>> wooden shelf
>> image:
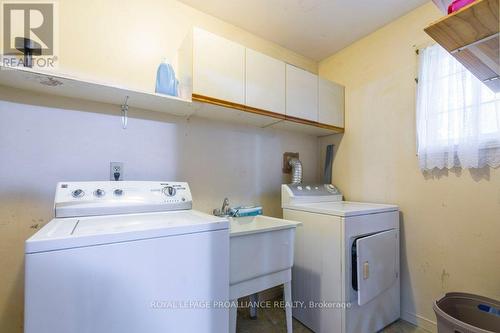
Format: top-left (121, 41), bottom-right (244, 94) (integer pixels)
top-left (0, 65), bottom-right (343, 136)
top-left (425, 0), bottom-right (500, 92)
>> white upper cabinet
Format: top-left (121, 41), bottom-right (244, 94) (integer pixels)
top-left (285, 64), bottom-right (318, 121)
top-left (179, 27), bottom-right (245, 104)
top-left (177, 28), bottom-right (344, 133)
top-left (319, 78), bottom-right (345, 128)
top-left (245, 49), bottom-right (286, 114)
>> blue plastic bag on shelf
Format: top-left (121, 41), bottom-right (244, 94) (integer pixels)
top-left (155, 62), bottom-right (178, 96)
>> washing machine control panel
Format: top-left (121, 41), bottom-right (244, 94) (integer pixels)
top-left (55, 181), bottom-right (193, 218)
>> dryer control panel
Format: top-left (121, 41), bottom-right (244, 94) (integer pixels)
top-left (281, 183), bottom-right (343, 206)
top-left (54, 181), bottom-right (192, 218)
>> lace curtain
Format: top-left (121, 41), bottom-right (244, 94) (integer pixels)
top-left (416, 44), bottom-right (500, 170)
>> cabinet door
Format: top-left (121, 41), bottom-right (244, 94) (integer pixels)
top-left (193, 28), bottom-right (245, 104)
top-left (245, 49), bottom-right (286, 114)
top-left (286, 65), bottom-right (318, 121)
top-left (319, 78), bottom-right (344, 127)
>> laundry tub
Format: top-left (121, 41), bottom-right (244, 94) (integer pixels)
top-left (434, 292), bottom-right (500, 333)
top-left (228, 215), bottom-right (301, 333)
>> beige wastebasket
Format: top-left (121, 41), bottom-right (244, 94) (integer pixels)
top-left (433, 292), bottom-right (500, 333)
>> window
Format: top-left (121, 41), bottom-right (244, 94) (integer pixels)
top-left (416, 44), bottom-right (500, 170)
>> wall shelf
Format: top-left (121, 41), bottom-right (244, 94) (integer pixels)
top-left (0, 65), bottom-right (343, 136)
top-left (424, 0), bottom-right (500, 92)
top-left (0, 65), bottom-right (194, 116)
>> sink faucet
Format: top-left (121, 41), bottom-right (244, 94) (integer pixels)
top-left (221, 197), bottom-right (230, 214)
top-left (213, 197), bottom-right (231, 217)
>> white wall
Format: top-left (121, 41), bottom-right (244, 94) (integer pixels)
top-left (0, 0), bottom-right (322, 330)
top-left (0, 87), bottom-right (322, 332)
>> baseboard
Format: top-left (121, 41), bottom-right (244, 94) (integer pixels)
top-left (401, 310), bottom-right (437, 333)
top-left (245, 289), bottom-right (438, 332)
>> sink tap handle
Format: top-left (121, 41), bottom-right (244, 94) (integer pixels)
top-left (221, 197), bottom-right (230, 214)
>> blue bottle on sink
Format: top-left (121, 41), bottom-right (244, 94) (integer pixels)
top-left (155, 61), bottom-right (178, 96)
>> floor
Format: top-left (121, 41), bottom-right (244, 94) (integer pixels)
top-left (236, 306), bottom-right (428, 333)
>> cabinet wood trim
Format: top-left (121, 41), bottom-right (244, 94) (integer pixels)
top-left (192, 94), bottom-right (285, 120)
top-left (284, 115), bottom-right (344, 132)
top-left (192, 94), bottom-right (345, 133)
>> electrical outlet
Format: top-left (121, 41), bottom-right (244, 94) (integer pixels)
top-left (110, 162), bottom-right (124, 181)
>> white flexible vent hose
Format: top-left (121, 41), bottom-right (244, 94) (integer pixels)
top-left (289, 158), bottom-right (303, 184)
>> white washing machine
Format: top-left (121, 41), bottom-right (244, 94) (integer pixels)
top-left (282, 184), bottom-right (400, 333)
top-left (25, 181), bottom-right (229, 333)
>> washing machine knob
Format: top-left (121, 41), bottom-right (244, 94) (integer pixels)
top-left (94, 189), bottom-right (105, 197)
top-left (72, 189), bottom-right (84, 198)
top-left (162, 186), bottom-right (176, 197)
top-left (114, 189), bottom-right (123, 196)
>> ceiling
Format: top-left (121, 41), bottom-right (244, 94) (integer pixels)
top-left (179, 0), bottom-right (429, 61)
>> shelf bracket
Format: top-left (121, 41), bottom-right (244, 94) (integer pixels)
top-left (450, 32), bottom-right (499, 54)
top-left (121, 96), bottom-right (129, 129)
top-left (484, 75), bottom-right (500, 83)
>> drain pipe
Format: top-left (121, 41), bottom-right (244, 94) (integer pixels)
top-left (288, 158), bottom-right (303, 184)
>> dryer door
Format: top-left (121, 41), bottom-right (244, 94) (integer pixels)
top-left (355, 229), bottom-right (398, 306)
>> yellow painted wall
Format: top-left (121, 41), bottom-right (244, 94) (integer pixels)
top-left (57, 0), bottom-right (316, 91)
top-left (319, 3), bottom-right (500, 331)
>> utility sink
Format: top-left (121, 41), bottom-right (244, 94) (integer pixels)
top-left (229, 215), bottom-right (301, 286)
top-left (228, 215), bottom-right (301, 333)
